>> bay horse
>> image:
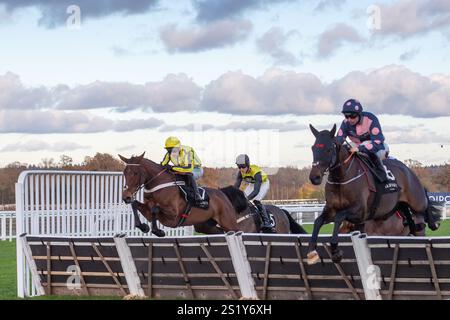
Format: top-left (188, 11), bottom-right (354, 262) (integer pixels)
top-left (339, 212), bottom-right (426, 236)
top-left (194, 186), bottom-right (308, 234)
top-left (306, 124), bottom-right (442, 264)
top-left (119, 153), bottom-right (247, 236)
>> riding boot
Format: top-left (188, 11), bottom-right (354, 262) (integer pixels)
top-left (254, 200), bottom-right (275, 233)
top-left (187, 174), bottom-right (208, 208)
top-left (369, 153), bottom-right (388, 183)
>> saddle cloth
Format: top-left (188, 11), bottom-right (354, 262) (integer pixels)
top-left (357, 154), bottom-right (400, 194)
top-left (175, 176), bottom-right (210, 209)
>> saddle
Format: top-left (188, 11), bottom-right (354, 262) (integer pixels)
top-left (356, 153), bottom-right (399, 193)
top-left (356, 154), bottom-right (400, 219)
top-left (175, 175), bottom-right (210, 209)
top-left (249, 203), bottom-right (276, 229)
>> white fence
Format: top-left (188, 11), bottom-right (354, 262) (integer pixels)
top-left (15, 170), bottom-right (194, 297)
top-left (0, 211), bottom-right (15, 241)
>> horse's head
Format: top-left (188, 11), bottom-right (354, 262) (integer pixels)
top-left (118, 152), bottom-right (146, 204)
top-left (309, 124), bottom-right (337, 185)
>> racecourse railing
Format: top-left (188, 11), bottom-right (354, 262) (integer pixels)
top-left (0, 211), bottom-right (15, 241)
top-left (19, 232), bottom-right (450, 300)
top-left (14, 170), bottom-right (194, 297)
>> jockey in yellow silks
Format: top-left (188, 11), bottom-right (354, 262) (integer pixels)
top-left (234, 154), bottom-right (275, 233)
top-left (161, 136), bottom-right (207, 207)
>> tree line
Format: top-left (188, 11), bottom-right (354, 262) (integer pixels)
top-left (0, 153), bottom-right (448, 205)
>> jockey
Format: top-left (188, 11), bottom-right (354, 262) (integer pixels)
top-left (234, 154), bottom-right (275, 233)
top-left (161, 136), bottom-right (207, 207)
top-left (336, 99), bottom-right (388, 182)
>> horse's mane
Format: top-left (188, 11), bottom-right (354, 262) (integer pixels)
top-left (128, 154), bottom-right (162, 168)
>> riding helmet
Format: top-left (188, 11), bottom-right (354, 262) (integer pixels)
top-left (341, 99), bottom-right (363, 115)
top-left (165, 136), bottom-right (181, 149)
top-left (235, 154), bottom-right (250, 167)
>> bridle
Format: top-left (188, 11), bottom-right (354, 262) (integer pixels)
top-left (313, 139), bottom-right (359, 183)
top-left (124, 164), bottom-right (168, 197)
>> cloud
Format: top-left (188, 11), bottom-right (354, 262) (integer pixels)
top-left (314, 0), bottom-right (346, 11)
top-left (317, 23), bottom-right (365, 58)
top-left (385, 128), bottom-right (450, 144)
top-left (159, 123), bottom-right (215, 132)
top-left (256, 27), bottom-right (300, 66)
top-left (0, 0), bottom-right (160, 28)
top-left (54, 74), bottom-right (202, 112)
top-left (117, 145), bottom-right (138, 152)
top-left (399, 48), bottom-right (421, 61)
top-left (0, 110), bottom-right (163, 133)
top-left (0, 140), bottom-right (89, 152)
top-left (159, 120), bottom-right (306, 132)
top-left (114, 118), bottom-right (164, 132)
top-left (0, 72), bottom-right (51, 109)
top-left (192, 0), bottom-right (293, 22)
top-left (372, 0), bottom-right (450, 39)
top-left (3, 66), bottom-right (450, 119)
top-left (160, 19), bottom-right (252, 53)
top-left (329, 65), bottom-right (450, 117)
top-left (202, 65), bottom-right (450, 117)
top-left (202, 68), bottom-right (335, 115)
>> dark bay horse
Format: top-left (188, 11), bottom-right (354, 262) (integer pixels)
top-left (339, 212), bottom-right (425, 236)
top-left (306, 124), bottom-right (442, 264)
top-left (119, 153), bottom-right (247, 236)
top-left (194, 187), bottom-right (308, 234)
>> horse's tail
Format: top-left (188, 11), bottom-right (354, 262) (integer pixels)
top-left (219, 186), bottom-right (248, 213)
top-left (281, 209), bottom-right (308, 234)
top-left (424, 189), bottom-right (444, 231)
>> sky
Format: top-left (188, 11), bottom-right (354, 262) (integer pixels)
top-left (0, 0), bottom-right (449, 168)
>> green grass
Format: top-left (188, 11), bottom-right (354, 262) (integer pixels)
top-left (302, 219), bottom-right (450, 236)
top-left (0, 240), bottom-right (16, 299)
top-left (2, 220), bottom-right (449, 300)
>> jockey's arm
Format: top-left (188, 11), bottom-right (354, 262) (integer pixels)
top-left (358, 116), bottom-right (384, 154)
top-left (234, 171), bottom-right (243, 189)
top-left (335, 121), bottom-right (348, 145)
top-left (160, 152), bottom-right (170, 166)
top-left (247, 172), bottom-right (262, 200)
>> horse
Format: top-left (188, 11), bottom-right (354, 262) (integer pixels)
top-left (193, 186), bottom-right (308, 234)
top-left (306, 124), bottom-right (442, 264)
top-left (339, 211), bottom-right (422, 236)
top-left (119, 153), bottom-right (247, 236)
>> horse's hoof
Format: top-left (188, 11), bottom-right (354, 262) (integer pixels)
top-left (307, 250), bottom-right (320, 265)
top-left (137, 224), bottom-right (150, 233)
top-left (152, 229), bottom-right (166, 237)
top-left (331, 250), bottom-right (343, 263)
top-left (428, 222), bottom-right (439, 231)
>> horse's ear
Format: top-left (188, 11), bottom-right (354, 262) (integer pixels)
top-left (138, 152), bottom-right (145, 161)
top-left (309, 124), bottom-right (319, 138)
top-left (330, 124), bottom-right (337, 138)
top-left (118, 154), bottom-right (129, 163)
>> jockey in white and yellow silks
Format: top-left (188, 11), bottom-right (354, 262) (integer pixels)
top-left (161, 136), bottom-right (207, 207)
top-left (234, 154), bottom-right (275, 233)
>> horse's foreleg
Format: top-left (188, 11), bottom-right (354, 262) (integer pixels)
top-left (131, 200), bottom-right (150, 233)
top-left (150, 206), bottom-right (166, 237)
top-left (307, 214), bottom-right (325, 265)
top-left (329, 210), bottom-right (348, 263)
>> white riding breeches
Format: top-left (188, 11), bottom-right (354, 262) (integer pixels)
top-left (360, 141), bottom-right (390, 160)
top-left (244, 181), bottom-right (270, 201)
